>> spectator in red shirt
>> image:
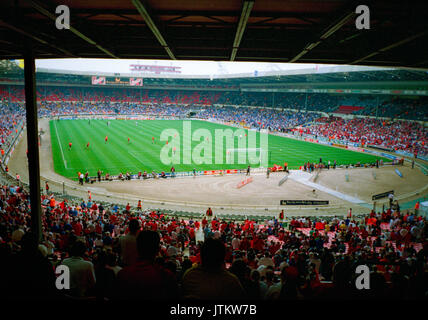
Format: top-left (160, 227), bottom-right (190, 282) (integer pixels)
top-left (189, 227), bottom-right (195, 241)
top-left (206, 207), bottom-right (213, 217)
top-left (115, 230), bottom-right (178, 300)
top-left (202, 217), bottom-right (208, 228)
top-left (72, 220), bottom-right (83, 236)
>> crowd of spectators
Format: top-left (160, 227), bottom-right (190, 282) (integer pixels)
top-left (0, 92), bottom-right (426, 157)
top-left (304, 117), bottom-right (428, 157)
top-left (38, 101), bottom-right (189, 118)
top-left (0, 102), bottom-right (25, 159)
top-left (0, 182), bottom-right (427, 300)
top-left (1, 86), bottom-right (223, 105)
top-left (1, 85), bottom-right (427, 120)
top-left (197, 106), bottom-right (321, 131)
top-left (0, 98), bottom-right (321, 132)
top-left (371, 97), bottom-right (428, 120)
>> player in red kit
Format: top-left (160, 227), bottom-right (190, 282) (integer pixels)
top-left (128, 137), bottom-right (130, 144)
top-left (86, 142), bottom-right (90, 149)
top-left (152, 136), bottom-right (155, 144)
top-left (68, 142), bottom-right (72, 150)
top-left (105, 136), bottom-right (108, 144)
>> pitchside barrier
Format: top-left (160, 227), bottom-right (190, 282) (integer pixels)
top-left (395, 150), bottom-right (428, 162)
top-left (1, 121), bottom-right (25, 168)
top-left (401, 157), bottom-right (428, 176)
top-left (204, 169), bottom-right (238, 176)
top-left (417, 163), bottom-right (428, 176)
top-left (298, 157), bottom-right (406, 173)
top-left (87, 167), bottom-right (269, 183)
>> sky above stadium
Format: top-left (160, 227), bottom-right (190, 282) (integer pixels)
top-left (35, 58), bottom-right (331, 77)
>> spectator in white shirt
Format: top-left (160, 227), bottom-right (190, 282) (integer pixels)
top-left (167, 243), bottom-right (178, 257)
top-left (61, 240), bottom-right (96, 297)
top-left (257, 252), bottom-right (275, 268)
top-left (11, 225), bottom-right (25, 242)
top-left (231, 236), bottom-right (241, 250)
top-left (119, 219), bottom-right (140, 266)
top-left (94, 235), bottom-right (103, 248)
top-left (213, 230), bottom-right (221, 239)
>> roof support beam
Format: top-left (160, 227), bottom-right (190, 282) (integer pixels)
top-left (231, 0), bottom-right (254, 61)
top-left (350, 30), bottom-right (428, 65)
top-left (250, 17), bottom-right (279, 26)
top-left (205, 16), bottom-right (230, 24)
top-left (25, 8), bottom-right (328, 19)
top-left (29, 0), bottom-right (119, 58)
top-left (165, 15), bottom-right (188, 23)
top-left (289, 11), bottom-right (356, 63)
top-left (132, 0), bottom-right (176, 60)
top-left (23, 44), bottom-right (42, 243)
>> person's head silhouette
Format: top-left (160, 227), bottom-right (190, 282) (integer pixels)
top-left (137, 230), bottom-right (160, 261)
top-left (69, 240), bottom-right (87, 257)
top-left (129, 219), bottom-right (140, 234)
top-left (200, 238), bottom-right (225, 270)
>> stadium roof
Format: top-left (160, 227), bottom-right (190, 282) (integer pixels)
top-left (1, 0), bottom-right (428, 68)
top-left (36, 64), bottom-right (394, 79)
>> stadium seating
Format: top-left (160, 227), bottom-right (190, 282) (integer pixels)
top-left (0, 90), bottom-right (426, 299)
top-left (1, 84), bottom-right (427, 121)
top-left (335, 105), bottom-right (365, 114)
top-left (0, 182), bottom-right (426, 300)
top-left (0, 87), bottom-right (427, 156)
top-left (304, 117), bottom-right (428, 156)
top-left (0, 84), bottom-right (426, 300)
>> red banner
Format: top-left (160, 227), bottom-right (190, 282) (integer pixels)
top-left (91, 76), bottom-right (106, 85)
top-left (129, 78), bottom-right (143, 86)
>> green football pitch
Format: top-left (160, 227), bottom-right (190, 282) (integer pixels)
top-left (49, 119), bottom-right (389, 179)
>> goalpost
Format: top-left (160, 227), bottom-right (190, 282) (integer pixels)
top-left (226, 148), bottom-right (267, 167)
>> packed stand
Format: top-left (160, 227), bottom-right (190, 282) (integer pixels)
top-left (2, 85), bottom-right (428, 121)
top-left (0, 182), bottom-right (427, 300)
top-left (0, 87), bottom-right (427, 158)
top-left (0, 101), bottom-right (25, 160)
top-left (304, 117), bottom-right (428, 157)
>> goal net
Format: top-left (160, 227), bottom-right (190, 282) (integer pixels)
top-left (226, 148), bottom-right (267, 167)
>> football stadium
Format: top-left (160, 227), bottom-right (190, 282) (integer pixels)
top-left (9, 66), bottom-right (427, 215)
top-left (0, 0), bottom-right (428, 305)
